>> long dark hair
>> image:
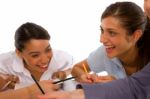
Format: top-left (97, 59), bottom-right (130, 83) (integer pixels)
top-left (15, 22), bottom-right (50, 52)
top-left (101, 2), bottom-right (150, 68)
top-left (138, 17), bottom-right (150, 65)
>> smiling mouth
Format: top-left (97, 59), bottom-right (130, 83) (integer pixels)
top-left (105, 45), bottom-right (115, 49)
top-left (105, 45), bottom-right (115, 53)
top-left (38, 65), bottom-right (48, 69)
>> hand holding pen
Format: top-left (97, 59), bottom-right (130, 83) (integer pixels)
top-left (0, 73), bottom-right (19, 91)
top-left (31, 74), bottom-right (75, 94)
top-left (83, 64), bottom-right (96, 83)
top-left (75, 63), bottom-right (96, 83)
top-left (52, 71), bottom-right (67, 80)
top-left (80, 64), bottom-right (115, 83)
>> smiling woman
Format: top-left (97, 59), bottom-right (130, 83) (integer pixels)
top-left (71, 1), bottom-right (147, 84)
top-left (0, 0), bottom-right (143, 63)
top-left (0, 22), bottom-right (76, 91)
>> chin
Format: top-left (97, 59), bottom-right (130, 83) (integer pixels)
top-left (40, 69), bottom-right (47, 73)
top-left (107, 54), bottom-right (116, 59)
top-left (37, 69), bottom-right (47, 73)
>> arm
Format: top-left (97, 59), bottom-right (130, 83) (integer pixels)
top-left (38, 89), bottom-right (85, 99)
top-left (0, 80), bottom-right (59, 99)
top-left (82, 62), bottom-right (150, 99)
top-left (38, 62), bottom-right (150, 99)
top-left (0, 86), bottom-right (31, 99)
top-left (71, 59), bottom-right (115, 83)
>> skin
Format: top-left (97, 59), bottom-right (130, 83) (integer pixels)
top-left (38, 1), bottom-right (150, 99)
top-left (16, 39), bottom-right (52, 80)
top-left (144, 0), bottom-right (150, 19)
top-left (0, 80), bottom-right (59, 99)
top-left (0, 74), bottom-right (19, 91)
top-left (72, 16), bottom-right (142, 83)
top-left (0, 39), bottom-right (66, 91)
top-left (52, 68), bottom-right (72, 80)
top-left (100, 16), bottom-right (142, 70)
top-left (100, 16), bottom-right (136, 59)
top-left (38, 89), bottom-right (84, 99)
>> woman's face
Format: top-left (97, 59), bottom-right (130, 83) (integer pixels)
top-left (144, 0), bottom-right (150, 18)
top-left (100, 16), bottom-right (137, 59)
top-left (17, 39), bottom-right (52, 73)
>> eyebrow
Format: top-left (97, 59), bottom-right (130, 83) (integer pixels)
top-left (100, 25), bottom-right (116, 31)
top-left (28, 44), bottom-right (51, 55)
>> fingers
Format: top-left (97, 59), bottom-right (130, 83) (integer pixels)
top-left (10, 75), bottom-right (19, 83)
top-left (76, 74), bottom-right (96, 83)
top-left (52, 71), bottom-right (66, 80)
top-left (72, 71), bottom-right (116, 83)
top-left (0, 74), bottom-right (19, 90)
top-left (78, 74), bottom-right (116, 83)
top-left (93, 75), bottom-right (116, 83)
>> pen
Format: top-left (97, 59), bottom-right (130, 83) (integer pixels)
top-left (1, 81), bottom-right (12, 91)
top-left (53, 76), bottom-right (75, 84)
top-left (83, 63), bottom-right (94, 82)
top-left (82, 63), bottom-right (88, 73)
top-left (31, 74), bottom-right (45, 94)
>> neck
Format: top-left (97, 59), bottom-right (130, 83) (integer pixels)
top-left (119, 47), bottom-right (139, 67)
top-left (119, 47), bottom-right (142, 76)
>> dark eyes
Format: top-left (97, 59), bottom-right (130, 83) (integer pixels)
top-left (100, 29), bottom-right (104, 34)
top-left (109, 31), bottom-right (117, 36)
top-left (100, 27), bottom-right (104, 34)
top-left (31, 54), bottom-right (39, 58)
top-left (31, 47), bottom-right (52, 58)
top-left (100, 28), bottom-right (117, 36)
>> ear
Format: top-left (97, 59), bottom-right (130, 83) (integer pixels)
top-left (132, 29), bottom-right (143, 43)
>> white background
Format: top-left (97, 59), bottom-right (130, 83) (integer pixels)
top-left (0, 0), bottom-right (143, 63)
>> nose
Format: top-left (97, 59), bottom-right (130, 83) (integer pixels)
top-left (40, 53), bottom-right (50, 64)
top-left (100, 33), bottom-right (108, 44)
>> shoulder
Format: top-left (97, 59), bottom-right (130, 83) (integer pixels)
top-left (52, 49), bottom-right (73, 61)
top-left (51, 49), bottom-right (74, 69)
top-left (0, 51), bottom-right (16, 62)
top-left (90, 46), bottom-right (106, 56)
top-left (52, 49), bottom-right (72, 57)
top-left (0, 51), bottom-right (18, 73)
top-left (88, 46), bottom-right (107, 60)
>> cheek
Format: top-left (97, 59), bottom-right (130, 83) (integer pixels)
top-left (47, 52), bottom-right (53, 59)
top-left (117, 41), bottom-right (133, 53)
top-left (23, 58), bottom-right (38, 66)
top-left (144, 4), bottom-right (150, 15)
top-left (114, 38), bottom-right (131, 50)
top-left (110, 37), bottom-right (123, 45)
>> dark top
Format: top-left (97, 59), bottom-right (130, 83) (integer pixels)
top-left (81, 62), bottom-right (150, 99)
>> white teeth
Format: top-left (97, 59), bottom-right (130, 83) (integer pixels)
top-left (105, 46), bottom-right (113, 48)
top-left (40, 65), bottom-right (48, 68)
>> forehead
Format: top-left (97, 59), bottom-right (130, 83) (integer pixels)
top-left (24, 39), bottom-right (50, 50)
top-left (101, 16), bottom-right (123, 29)
top-left (144, 0), bottom-right (150, 4)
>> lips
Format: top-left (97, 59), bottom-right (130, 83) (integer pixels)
top-left (105, 46), bottom-right (115, 54)
top-left (38, 65), bottom-right (48, 69)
